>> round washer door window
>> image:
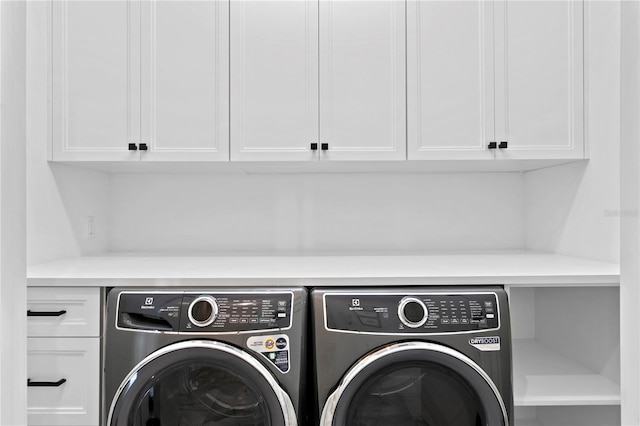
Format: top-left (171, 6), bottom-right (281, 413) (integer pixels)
top-left (322, 342), bottom-right (508, 426)
top-left (108, 340), bottom-right (296, 426)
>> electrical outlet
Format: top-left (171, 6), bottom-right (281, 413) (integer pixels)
top-left (85, 216), bottom-right (95, 239)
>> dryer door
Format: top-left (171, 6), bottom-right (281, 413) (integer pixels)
top-left (108, 340), bottom-right (297, 426)
top-left (320, 341), bottom-right (509, 426)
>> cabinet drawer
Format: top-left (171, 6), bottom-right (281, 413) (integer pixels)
top-left (27, 287), bottom-right (100, 337)
top-left (27, 337), bottom-right (100, 426)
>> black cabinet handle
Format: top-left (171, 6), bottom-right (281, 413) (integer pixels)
top-left (27, 378), bottom-right (67, 387)
top-left (139, 143), bottom-right (148, 151)
top-left (27, 310), bottom-right (67, 317)
top-left (499, 141), bottom-right (508, 149)
top-left (321, 143), bottom-right (329, 151)
top-left (310, 143), bottom-right (318, 151)
top-left (128, 143), bottom-right (138, 151)
top-left (488, 142), bottom-right (497, 149)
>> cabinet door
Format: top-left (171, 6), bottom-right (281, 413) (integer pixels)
top-left (407, 0), bottom-right (495, 160)
top-left (319, 0), bottom-right (406, 161)
top-left (27, 338), bottom-right (100, 426)
top-left (52, 1), bottom-right (141, 161)
top-left (494, 0), bottom-right (584, 159)
top-left (230, 1), bottom-right (318, 161)
top-left (27, 287), bottom-right (101, 338)
top-left (140, 1), bottom-right (229, 161)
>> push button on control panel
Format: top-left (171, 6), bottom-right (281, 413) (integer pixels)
top-left (277, 300), bottom-right (288, 318)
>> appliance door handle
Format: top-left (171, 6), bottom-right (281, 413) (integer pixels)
top-left (120, 312), bottom-right (174, 331)
top-left (27, 378), bottom-right (67, 387)
top-left (27, 310), bottom-right (67, 317)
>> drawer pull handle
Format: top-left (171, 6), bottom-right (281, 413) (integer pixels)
top-left (27, 310), bottom-right (67, 317)
top-left (27, 378), bottom-right (67, 387)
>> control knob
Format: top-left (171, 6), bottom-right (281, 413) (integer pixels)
top-left (398, 297), bottom-right (428, 328)
top-left (188, 296), bottom-right (218, 327)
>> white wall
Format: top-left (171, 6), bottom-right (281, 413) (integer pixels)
top-left (620, 0), bottom-right (640, 424)
top-left (524, 0), bottom-right (620, 263)
top-left (0, 1), bottom-right (27, 423)
top-left (108, 172), bottom-right (525, 253)
top-left (26, 1), bottom-right (109, 266)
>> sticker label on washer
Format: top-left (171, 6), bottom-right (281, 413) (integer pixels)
top-left (247, 334), bottom-right (290, 373)
top-left (469, 336), bottom-right (501, 351)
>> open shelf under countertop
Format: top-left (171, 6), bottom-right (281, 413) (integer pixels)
top-left (513, 338), bottom-right (621, 407)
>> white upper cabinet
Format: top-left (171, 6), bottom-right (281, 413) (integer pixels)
top-left (52, 0), bottom-right (229, 162)
top-left (319, 0), bottom-right (406, 161)
top-left (52, 1), bottom-right (141, 161)
top-left (407, 0), bottom-right (584, 161)
top-left (495, 0), bottom-right (584, 159)
top-left (407, 0), bottom-right (495, 160)
top-left (231, 0), bottom-right (406, 162)
top-left (140, 1), bottom-right (229, 161)
top-left (230, 1), bottom-right (318, 161)
top-left (51, 0), bottom-right (584, 165)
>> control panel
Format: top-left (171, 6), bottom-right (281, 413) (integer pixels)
top-left (181, 293), bottom-right (292, 332)
top-left (117, 292), bottom-right (293, 333)
top-left (325, 292), bottom-right (499, 333)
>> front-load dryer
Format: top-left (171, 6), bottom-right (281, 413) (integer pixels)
top-left (311, 287), bottom-right (513, 426)
top-left (104, 287), bottom-right (307, 426)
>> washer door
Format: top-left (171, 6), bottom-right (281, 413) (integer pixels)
top-left (320, 342), bottom-right (509, 426)
top-left (108, 340), bottom-right (297, 426)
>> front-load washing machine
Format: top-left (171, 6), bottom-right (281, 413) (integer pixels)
top-left (104, 287), bottom-right (307, 426)
top-left (311, 287), bottom-right (513, 426)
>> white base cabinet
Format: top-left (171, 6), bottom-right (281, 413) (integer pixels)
top-left (27, 287), bottom-right (101, 337)
top-left (27, 338), bottom-right (100, 426)
top-left (27, 287), bottom-right (101, 426)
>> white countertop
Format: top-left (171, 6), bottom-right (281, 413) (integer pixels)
top-left (26, 251), bottom-right (620, 287)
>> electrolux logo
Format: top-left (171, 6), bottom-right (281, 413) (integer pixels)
top-left (349, 298), bottom-right (363, 311)
top-left (145, 297), bottom-right (154, 305)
